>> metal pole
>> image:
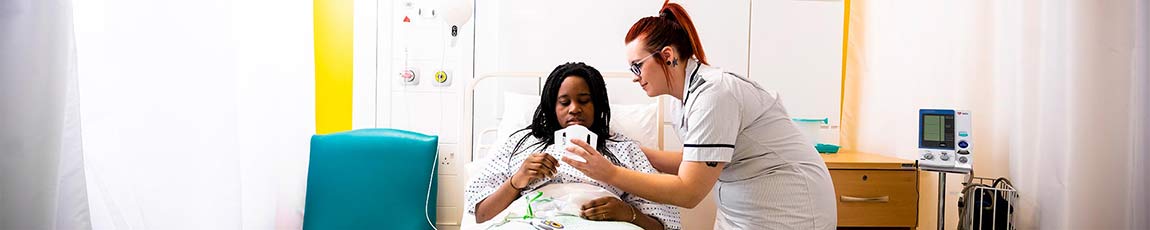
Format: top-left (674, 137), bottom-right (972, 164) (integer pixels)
top-left (938, 171), bottom-right (946, 230)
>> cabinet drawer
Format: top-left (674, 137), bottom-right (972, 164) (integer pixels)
top-left (830, 169), bottom-right (918, 227)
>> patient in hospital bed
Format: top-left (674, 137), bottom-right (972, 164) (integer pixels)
top-left (465, 63), bottom-right (680, 230)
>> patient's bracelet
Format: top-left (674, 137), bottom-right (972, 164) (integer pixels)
top-left (629, 206), bottom-right (637, 222)
top-left (508, 176), bottom-right (524, 191)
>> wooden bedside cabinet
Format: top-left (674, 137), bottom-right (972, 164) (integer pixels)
top-left (821, 151), bottom-right (919, 229)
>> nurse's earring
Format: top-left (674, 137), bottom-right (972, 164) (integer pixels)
top-left (666, 58), bottom-right (678, 67)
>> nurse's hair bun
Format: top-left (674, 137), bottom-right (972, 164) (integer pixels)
top-left (625, 0), bottom-right (708, 65)
top-left (659, 8), bottom-right (675, 20)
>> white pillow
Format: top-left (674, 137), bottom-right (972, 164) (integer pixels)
top-left (479, 92), bottom-right (539, 160)
top-left (609, 103), bottom-right (660, 148)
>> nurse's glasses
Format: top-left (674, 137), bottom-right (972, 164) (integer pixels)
top-left (629, 52), bottom-right (659, 76)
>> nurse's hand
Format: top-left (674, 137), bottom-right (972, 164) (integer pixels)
top-left (580, 196), bottom-right (635, 222)
top-left (563, 139), bottom-right (620, 182)
top-left (510, 152), bottom-right (558, 190)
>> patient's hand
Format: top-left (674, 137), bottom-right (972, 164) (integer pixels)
top-left (580, 197), bottom-right (635, 222)
top-left (510, 152), bottom-right (558, 189)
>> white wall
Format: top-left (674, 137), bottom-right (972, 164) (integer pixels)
top-left (73, 0), bottom-right (315, 228)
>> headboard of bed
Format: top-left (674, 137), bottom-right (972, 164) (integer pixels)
top-left (463, 72), bottom-right (670, 163)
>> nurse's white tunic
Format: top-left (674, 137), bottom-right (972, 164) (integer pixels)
top-left (672, 58), bottom-right (837, 229)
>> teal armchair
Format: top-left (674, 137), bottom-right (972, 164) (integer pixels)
top-left (304, 129), bottom-right (438, 230)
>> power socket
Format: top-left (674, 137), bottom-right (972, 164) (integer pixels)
top-left (437, 144), bottom-right (458, 175)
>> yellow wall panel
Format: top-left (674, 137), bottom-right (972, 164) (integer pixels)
top-left (314, 0), bottom-right (353, 134)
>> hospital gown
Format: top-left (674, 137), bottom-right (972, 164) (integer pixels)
top-left (465, 131), bottom-right (681, 230)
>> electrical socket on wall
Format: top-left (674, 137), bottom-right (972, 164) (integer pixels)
top-left (437, 144), bottom-right (458, 175)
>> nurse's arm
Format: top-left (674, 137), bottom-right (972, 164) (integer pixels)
top-left (605, 161), bottom-right (723, 208)
top-left (639, 146), bottom-right (683, 174)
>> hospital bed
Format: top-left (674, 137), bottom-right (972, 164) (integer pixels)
top-left (460, 72), bottom-right (672, 229)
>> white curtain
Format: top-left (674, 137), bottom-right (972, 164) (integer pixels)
top-left (998, 0), bottom-right (1148, 228)
top-left (1134, 0), bottom-right (1150, 227)
top-left (5, 0), bottom-right (314, 229)
top-left (71, 0), bottom-right (314, 229)
top-left (849, 0), bottom-right (1148, 229)
top-left (1, 0), bottom-right (92, 229)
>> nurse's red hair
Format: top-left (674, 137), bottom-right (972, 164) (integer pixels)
top-left (625, 0), bottom-right (708, 65)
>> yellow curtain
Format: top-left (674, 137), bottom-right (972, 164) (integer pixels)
top-left (839, 0), bottom-right (863, 151)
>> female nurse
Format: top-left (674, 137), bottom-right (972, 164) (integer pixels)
top-left (562, 1), bottom-right (838, 229)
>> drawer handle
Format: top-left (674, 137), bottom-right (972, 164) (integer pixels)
top-left (840, 195), bottom-right (890, 203)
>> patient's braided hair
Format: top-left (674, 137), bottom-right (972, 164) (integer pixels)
top-left (510, 62), bottom-right (622, 166)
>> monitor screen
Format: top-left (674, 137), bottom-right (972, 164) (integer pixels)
top-left (920, 113), bottom-right (955, 149)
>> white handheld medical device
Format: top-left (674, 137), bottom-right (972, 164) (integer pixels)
top-left (554, 125), bottom-right (597, 163)
top-left (917, 109), bottom-right (973, 173)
